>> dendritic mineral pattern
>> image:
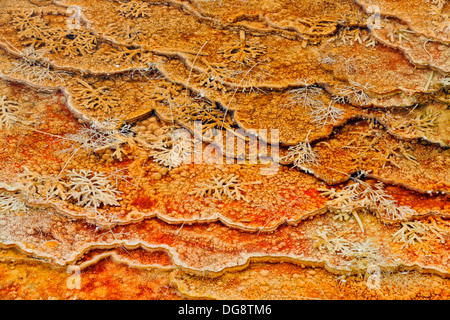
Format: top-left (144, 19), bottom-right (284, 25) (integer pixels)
top-left (0, 0), bottom-right (449, 301)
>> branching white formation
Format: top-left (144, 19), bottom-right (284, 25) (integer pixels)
top-left (16, 166), bottom-right (125, 212)
top-left (62, 122), bottom-right (143, 161)
top-left (103, 22), bottom-right (143, 44)
top-left (286, 85), bottom-right (324, 110)
top-left (118, 0), bottom-right (151, 18)
top-left (232, 61), bottom-right (270, 94)
top-left (63, 124), bottom-right (112, 153)
top-left (198, 0), bottom-right (246, 7)
top-left (335, 28), bottom-right (377, 48)
top-left (282, 141), bottom-right (319, 172)
top-left (42, 175), bottom-right (67, 200)
top-left (219, 39), bottom-right (266, 65)
top-left (194, 59), bottom-right (236, 93)
top-left (309, 100), bottom-right (344, 126)
top-left (95, 124), bottom-right (143, 161)
top-left (283, 79), bottom-right (344, 126)
top-left (313, 229), bottom-right (382, 270)
top-left (392, 220), bottom-right (447, 248)
top-left (0, 96), bottom-right (22, 132)
top-left (313, 229), bottom-right (351, 253)
top-left (18, 167), bottom-right (67, 201)
top-left (148, 126), bottom-right (193, 170)
top-left (8, 47), bottom-right (66, 85)
top-left (391, 109), bottom-right (440, 137)
top-left (332, 81), bottom-right (372, 105)
top-left (71, 79), bottom-right (120, 113)
top-left (439, 78), bottom-right (450, 86)
top-left (320, 177), bottom-right (416, 223)
top-left (189, 174), bottom-right (261, 201)
top-left (65, 169), bottom-right (121, 209)
top-left (319, 55), bottom-right (359, 75)
top-left (427, 0), bottom-right (448, 10)
top-left (0, 192), bottom-right (27, 214)
top-left (343, 239), bottom-right (382, 271)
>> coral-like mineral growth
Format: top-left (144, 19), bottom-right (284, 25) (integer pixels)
top-left (0, 0), bottom-right (449, 301)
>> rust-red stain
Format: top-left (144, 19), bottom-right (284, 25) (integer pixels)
top-left (131, 197), bottom-right (156, 209)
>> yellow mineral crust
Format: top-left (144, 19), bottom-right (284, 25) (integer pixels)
top-left (3, 205), bottom-right (450, 279)
top-left (0, 0), bottom-right (449, 300)
top-left (370, 17), bottom-right (450, 74)
top-left (171, 261), bottom-right (450, 300)
top-left (355, 0), bottom-right (450, 43)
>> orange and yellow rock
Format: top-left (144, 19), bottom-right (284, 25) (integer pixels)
top-left (0, 0), bottom-right (448, 300)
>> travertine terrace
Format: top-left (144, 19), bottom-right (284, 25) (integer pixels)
top-left (0, 0), bottom-right (449, 300)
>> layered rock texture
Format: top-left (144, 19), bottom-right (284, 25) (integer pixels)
top-left (0, 0), bottom-right (449, 300)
